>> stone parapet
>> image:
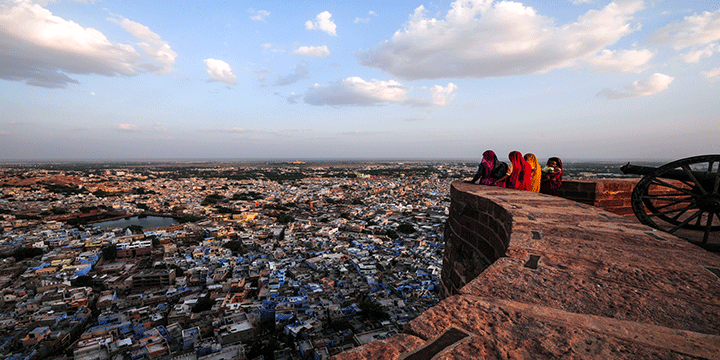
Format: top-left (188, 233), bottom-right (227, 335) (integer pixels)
top-left (560, 179), bottom-right (638, 215)
top-left (332, 181), bottom-right (720, 359)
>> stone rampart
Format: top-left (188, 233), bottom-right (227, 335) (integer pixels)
top-left (560, 179), bottom-right (638, 215)
top-left (333, 181), bottom-right (720, 360)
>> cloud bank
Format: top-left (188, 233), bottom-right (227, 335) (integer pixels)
top-left (293, 46), bottom-right (331, 58)
top-left (107, 15), bottom-right (177, 75)
top-left (357, 0), bottom-right (646, 80)
top-left (597, 73), bottom-right (674, 99)
top-left (0, 0), bottom-right (176, 88)
top-left (649, 9), bottom-right (720, 50)
top-left (649, 8), bottom-right (720, 67)
top-left (304, 77), bottom-right (456, 107)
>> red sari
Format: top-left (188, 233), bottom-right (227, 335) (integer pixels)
top-left (506, 151), bottom-right (532, 190)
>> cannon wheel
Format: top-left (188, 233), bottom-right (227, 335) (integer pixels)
top-left (631, 155), bottom-right (720, 244)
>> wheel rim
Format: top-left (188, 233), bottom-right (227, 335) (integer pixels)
top-left (631, 154), bottom-right (720, 243)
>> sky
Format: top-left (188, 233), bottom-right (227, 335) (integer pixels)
top-left (1, 0), bottom-right (719, 162)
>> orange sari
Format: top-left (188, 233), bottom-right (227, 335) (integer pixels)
top-left (524, 153), bottom-right (541, 192)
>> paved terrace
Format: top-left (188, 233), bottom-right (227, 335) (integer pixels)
top-left (333, 181), bottom-right (720, 359)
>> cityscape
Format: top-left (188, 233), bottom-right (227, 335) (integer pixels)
top-left (0, 161), bottom-right (646, 360)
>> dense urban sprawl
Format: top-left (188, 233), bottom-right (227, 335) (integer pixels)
top-left (0, 162), bottom-right (475, 360)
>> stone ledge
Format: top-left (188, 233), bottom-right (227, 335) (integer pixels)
top-left (330, 333), bottom-right (425, 360)
top-left (408, 295), bottom-right (720, 360)
top-left (333, 181), bottom-right (720, 359)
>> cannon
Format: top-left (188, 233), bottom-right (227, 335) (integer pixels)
top-left (621, 154), bottom-right (720, 244)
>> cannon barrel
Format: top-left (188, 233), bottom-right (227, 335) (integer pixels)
top-left (621, 163), bottom-right (715, 183)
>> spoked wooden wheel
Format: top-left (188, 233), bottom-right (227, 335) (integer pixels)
top-left (631, 155), bottom-right (720, 244)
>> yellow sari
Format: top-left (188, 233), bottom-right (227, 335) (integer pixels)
top-left (524, 153), bottom-right (541, 192)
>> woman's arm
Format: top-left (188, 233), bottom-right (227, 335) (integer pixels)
top-left (467, 166), bottom-right (482, 183)
top-left (492, 164), bottom-right (512, 185)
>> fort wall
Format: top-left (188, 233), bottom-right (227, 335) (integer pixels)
top-left (333, 180), bottom-right (720, 360)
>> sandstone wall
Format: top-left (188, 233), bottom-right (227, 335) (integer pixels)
top-left (440, 184), bottom-right (512, 297)
top-left (560, 179), bottom-right (638, 215)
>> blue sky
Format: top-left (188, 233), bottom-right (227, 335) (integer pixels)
top-left (1, 0), bottom-right (719, 161)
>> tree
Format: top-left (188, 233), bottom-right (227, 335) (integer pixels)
top-left (101, 244), bottom-right (117, 261)
top-left (398, 223), bottom-right (416, 234)
top-left (71, 275), bottom-right (94, 287)
top-left (149, 235), bottom-right (160, 247)
top-left (201, 193), bottom-right (222, 205)
top-left (168, 263), bottom-right (185, 277)
top-left (276, 213), bottom-right (294, 224)
top-left (358, 300), bottom-right (389, 321)
top-left (12, 247), bottom-right (44, 261)
top-left (192, 296), bottom-right (215, 313)
top-left (222, 240), bottom-right (246, 255)
top-left (125, 225), bottom-right (144, 234)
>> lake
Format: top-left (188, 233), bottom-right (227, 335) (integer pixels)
top-left (93, 216), bottom-right (178, 230)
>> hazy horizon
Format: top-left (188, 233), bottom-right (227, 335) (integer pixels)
top-left (0, 156), bottom-right (676, 164)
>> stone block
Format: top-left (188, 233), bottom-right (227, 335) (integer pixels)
top-left (562, 191), bottom-right (594, 201)
top-left (578, 182), bottom-right (599, 192)
top-left (561, 181), bottom-right (582, 192)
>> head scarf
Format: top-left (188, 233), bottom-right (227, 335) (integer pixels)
top-left (507, 151), bottom-right (532, 190)
top-left (480, 150), bottom-right (498, 177)
top-left (548, 157), bottom-right (563, 173)
top-left (524, 153), bottom-right (541, 192)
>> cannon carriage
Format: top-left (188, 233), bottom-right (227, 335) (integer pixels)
top-left (620, 155), bottom-right (720, 244)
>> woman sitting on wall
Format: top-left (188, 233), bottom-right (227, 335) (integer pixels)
top-left (502, 151), bottom-right (532, 190)
top-left (540, 157), bottom-right (563, 196)
top-left (524, 153), bottom-right (541, 192)
top-left (469, 150), bottom-right (506, 187)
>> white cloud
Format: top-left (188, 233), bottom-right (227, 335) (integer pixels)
top-left (276, 64), bottom-right (309, 86)
top-left (702, 67), bottom-right (720, 79)
top-left (682, 44), bottom-right (717, 63)
top-left (305, 77), bottom-right (407, 106)
top-left (355, 11), bottom-right (376, 24)
top-left (115, 124), bottom-right (140, 131)
top-left (90, 92), bottom-right (96, 96)
top-left (107, 15), bottom-right (177, 74)
top-left (649, 8), bottom-right (720, 50)
top-left (249, 9), bottom-right (270, 21)
top-left (431, 83), bottom-right (458, 106)
top-left (0, 0), bottom-right (149, 88)
top-left (585, 49), bottom-right (653, 72)
top-left (358, 0), bottom-right (644, 80)
top-left (305, 11), bottom-right (337, 36)
top-left (204, 59), bottom-right (237, 85)
top-left (304, 77), bottom-right (457, 107)
top-left (293, 45), bottom-right (331, 58)
top-left (597, 73), bottom-right (674, 99)
top-left (572, 0), bottom-right (593, 4)
top-left (0, 130), bottom-right (9, 136)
